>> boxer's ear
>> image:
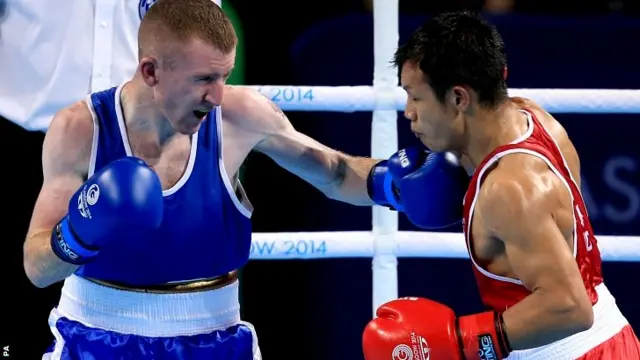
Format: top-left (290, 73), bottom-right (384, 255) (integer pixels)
top-left (139, 57), bottom-right (159, 87)
top-left (449, 86), bottom-right (470, 112)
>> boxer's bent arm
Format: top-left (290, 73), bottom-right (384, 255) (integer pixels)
top-left (479, 169), bottom-right (593, 350)
top-left (242, 89), bottom-right (379, 205)
top-left (23, 102), bottom-right (93, 288)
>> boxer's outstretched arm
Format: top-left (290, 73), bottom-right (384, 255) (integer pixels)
top-left (242, 89), bottom-right (379, 205)
top-left (23, 102), bottom-right (92, 288)
top-left (478, 166), bottom-right (594, 350)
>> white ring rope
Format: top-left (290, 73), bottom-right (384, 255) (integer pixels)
top-left (248, 86), bottom-right (640, 114)
top-left (249, 231), bottom-right (640, 262)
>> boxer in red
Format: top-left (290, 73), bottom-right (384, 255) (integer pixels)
top-left (362, 11), bottom-right (640, 360)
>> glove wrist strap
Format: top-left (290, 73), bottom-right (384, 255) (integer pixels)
top-left (457, 311), bottom-right (512, 360)
top-left (367, 161), bottom-right (403, 211)
top-left (51, 217), bottom-right (100, 265)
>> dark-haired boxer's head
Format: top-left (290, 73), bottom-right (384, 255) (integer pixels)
top-left (394, 11), bottom-right (508, 152)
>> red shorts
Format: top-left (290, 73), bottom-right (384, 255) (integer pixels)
top-left (577, 325), bottom-right (640, 359)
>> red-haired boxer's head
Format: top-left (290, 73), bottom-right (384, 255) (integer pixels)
top-left (136, 0), bottom-right (237, 135)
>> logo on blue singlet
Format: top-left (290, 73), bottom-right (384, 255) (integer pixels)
top-left (138, 0), bottom-right (158, 19)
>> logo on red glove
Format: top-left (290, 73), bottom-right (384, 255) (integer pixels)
top-left (391, 334), bottom-right (431, 360)
top-left (392, 344), bottom-right (413, 360)
top-left (418, 336), bottom-right (430, 360)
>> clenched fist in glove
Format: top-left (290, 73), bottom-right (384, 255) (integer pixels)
top-left (363, 297), bottom-right (512, 360)
top-left (367, 147), bottom-right (469, 230)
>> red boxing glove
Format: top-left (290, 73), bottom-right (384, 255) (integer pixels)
top-left (362, 297), bottom-right (512, 360)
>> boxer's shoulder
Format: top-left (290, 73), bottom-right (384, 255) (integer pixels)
top-left (511, 96), bottom-right (539, 109)
top-left (475, 157), bottom-right (569, 234)
top-left (221, 85), bottom-right (291, 136)
top-left (48, 100), bottom-right (94, 138)
top-left (512, 96), bottom-right (552, 122)
top-left (43, 100), bottom-right (93, 178)
top-left (220, 86), bottom-right (261, 121)
top-left (513, 96), bottom-right (569, 137)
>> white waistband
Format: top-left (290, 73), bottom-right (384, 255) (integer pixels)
top-left (506, 283), bottom-right (629, 360)
top-left (56, 274), bottom-right (241, 337)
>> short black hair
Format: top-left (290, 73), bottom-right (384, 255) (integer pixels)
top-left (394, 11), bottom-right (508, 108)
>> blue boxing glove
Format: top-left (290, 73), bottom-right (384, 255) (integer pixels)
top-left (368, 147), bottom-right (469, 229)
top-left (368, 147), bottom-right (437, 211)
top-left (51, 157), bottom-right (163, 264)
top-left (368, 147), bottom-right (432, 211)
top-left (389, 149), bottom-right (469, 229)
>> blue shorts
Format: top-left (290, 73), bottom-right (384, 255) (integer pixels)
top-left (42, 275), bottom-right (261, 360)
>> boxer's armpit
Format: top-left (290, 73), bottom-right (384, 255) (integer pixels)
top-left (478, 172), bottom-right (594, 350)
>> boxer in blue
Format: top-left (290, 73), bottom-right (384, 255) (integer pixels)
top-left (22, 1), bottom-right (468, 359)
